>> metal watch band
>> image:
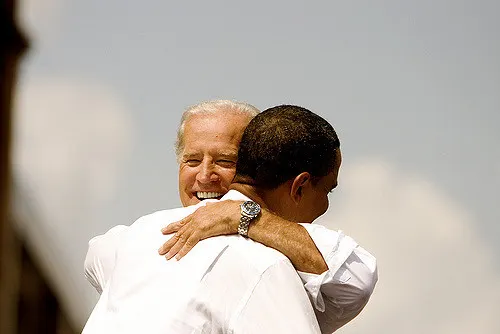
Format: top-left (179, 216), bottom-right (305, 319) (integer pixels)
top-left (238, 201), bottom-right (261, 237)
top-left (237, 215), bottom-right (252, 237)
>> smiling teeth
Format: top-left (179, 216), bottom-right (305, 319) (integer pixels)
top-left (196, 192), bottom-right (223, 199)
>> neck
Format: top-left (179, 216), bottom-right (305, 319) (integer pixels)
top-left (228, 183), bottom-right (269, 210)
top-left (229, 182), bottom-right (291, 219)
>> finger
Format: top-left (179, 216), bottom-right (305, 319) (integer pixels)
top-left (165, 237), bottom-right (186, 260)
top-left (158, 233), bottom-right (179, 255)
top-left (164, 225), bottom-right (192, 259)
top-left (175, 233), bottom-right (201, 261)
top-left (162, 216), bottom-right (190, 234)
top-left (158, 223), bottom-right (189, 255)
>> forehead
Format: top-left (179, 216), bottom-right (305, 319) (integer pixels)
top-left (182, 112), bottom-right (250, 153)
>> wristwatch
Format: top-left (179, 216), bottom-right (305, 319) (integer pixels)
top-left (237, 201), bottom-right (261, 237)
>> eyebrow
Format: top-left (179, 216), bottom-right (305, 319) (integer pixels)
top-left (182, 152), bottom-right (202, 159)
top-left (182, 151), bottom-right (237, 159)
top-left (217, 152), bottom-right (238, 159)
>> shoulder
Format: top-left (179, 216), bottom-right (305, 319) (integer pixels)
top-left (229, 237), bottom-right (292, 273)
top-left (130, 204), bottom-right (201, 230)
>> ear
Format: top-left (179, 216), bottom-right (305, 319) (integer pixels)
top-left (290, 172), bottom-right (312, 204)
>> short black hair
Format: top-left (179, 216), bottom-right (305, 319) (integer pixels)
top-left (235, 105), bottom-right (340, 189)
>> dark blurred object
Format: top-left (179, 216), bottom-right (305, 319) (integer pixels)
top-left (0, 1), bottom-right (76, 333)
top-left (0, 0), bottom-right (28, 331)
top-left (0, 0), bottom-right (27, 332)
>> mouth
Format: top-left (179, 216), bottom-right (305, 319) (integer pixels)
top-left (195, 191), bottom-right (224, 200)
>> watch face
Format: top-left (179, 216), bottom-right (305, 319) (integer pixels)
top-left (242, 201), bottom-right (261, 216)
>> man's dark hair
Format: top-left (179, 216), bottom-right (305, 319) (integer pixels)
top-left (235, 105), bottom-right (340, 189)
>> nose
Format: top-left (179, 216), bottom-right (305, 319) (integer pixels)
top-left (196, 161), bottom-right (220, 184)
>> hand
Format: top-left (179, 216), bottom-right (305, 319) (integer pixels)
top-left (158, 200), bottom-right (243, 260)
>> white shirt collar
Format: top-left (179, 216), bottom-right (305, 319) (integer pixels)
top-left (220, 189), bottom-right (252, 202)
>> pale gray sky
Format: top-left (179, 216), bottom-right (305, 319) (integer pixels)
top-left (12, 0), bottom-right (500, 332)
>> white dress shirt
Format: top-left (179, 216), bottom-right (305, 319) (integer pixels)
top-left (83, 191), bottom-right (321, 334)
top-left (84, 190), bottom-right (377, 333)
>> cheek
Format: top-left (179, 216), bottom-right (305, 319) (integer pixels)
top-left (217, 168), bottom-right (237, 186)
top-left (322, 198), bottom-right (329, 215)
top-left (316, 195), bottom-right (329, 217)
top-left (179, 167), bottom-right (197, 189)
top-left (179, 171), bottom-right (200, 206)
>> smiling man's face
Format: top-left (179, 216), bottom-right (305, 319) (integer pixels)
top-left (178, 111), bottom-right (251, 206)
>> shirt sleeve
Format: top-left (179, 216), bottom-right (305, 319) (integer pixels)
top-left (298, 223), bottom-right (378, 333)
top-left (84, 225), bottom-right (129, 294)
top-left (229, 259), bottom-right (321, 334)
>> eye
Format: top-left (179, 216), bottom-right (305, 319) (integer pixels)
top-left (217, 160), bottom-right (236, 168)
top-left (185, 159), bottom-right (201, 167)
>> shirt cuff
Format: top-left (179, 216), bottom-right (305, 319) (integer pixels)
top-left (298, 223), bottom-right (358, 312)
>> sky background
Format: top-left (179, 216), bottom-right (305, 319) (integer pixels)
top-left (11, 0), bottom-right (500, 333)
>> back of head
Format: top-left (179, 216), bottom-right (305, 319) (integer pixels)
top-left (175, 99), bottom-right (260, 160)
top-left (235, 105), bottom-right (340, 189)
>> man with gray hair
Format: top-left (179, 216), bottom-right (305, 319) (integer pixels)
top-left (85, 100), bottom-right (377, 333)
top-left (174, 100), bottom-right (260, 206)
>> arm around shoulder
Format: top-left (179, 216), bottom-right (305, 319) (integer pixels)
top-left (247, 209), bottom-right (328, 274)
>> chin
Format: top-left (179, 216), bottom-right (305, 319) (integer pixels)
top-left (181, 197), bottom-right (200, 207)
